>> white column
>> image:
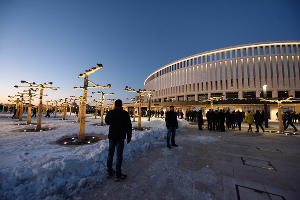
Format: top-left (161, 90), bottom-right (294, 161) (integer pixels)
top-left (238, 59), bottom-right (243, 89)
top-left (294, 56), bottom-right (300, 88)
top-left (249, 57), bottom-right (255, 89)
top-left (232, 59), bottom-right (237, 90)
top-left (277, 55), bottom-right (283, 89)
top-left (282, 55), bottom-right (289, 88)
top-left (288, 56), bottom-right (295, 88)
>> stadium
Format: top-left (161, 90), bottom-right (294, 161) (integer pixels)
top-left (143, 41), bottom-right (300, 120)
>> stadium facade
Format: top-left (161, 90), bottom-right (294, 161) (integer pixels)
top-left (144, 41), bottom-right (300, 120)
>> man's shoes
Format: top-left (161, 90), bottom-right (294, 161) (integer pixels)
top-left (107, 170), bottom-right (115, 178)
top-left (115, 173), bottom-right (127, 182)
top-left (172, 144), bottom-right (178, 147)
top-left (167, 145), bottom-right (171, 148)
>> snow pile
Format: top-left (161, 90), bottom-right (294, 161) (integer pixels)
top-left (0, 115), bottom-right (184, 200)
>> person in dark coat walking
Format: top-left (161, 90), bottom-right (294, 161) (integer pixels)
top-left (206, 110), bottom-right (212, 131)
top-left (197, 110), bottom-right (203, 130)
top-left (219, 109), bottom-right (226, 132)
top-left (254, 110), bottom-right (264, 132)
top-left (105, 99), bottom-right (132, 181)
top-left (284, 111), bottom-right (298, 132)
top-left (235, 110), bottom-right (243, 131)
top-left (165, 106), bottom-right (178, 148)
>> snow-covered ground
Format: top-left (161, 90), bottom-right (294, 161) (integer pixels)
top-left (0, 113), bottom-right (186, 200)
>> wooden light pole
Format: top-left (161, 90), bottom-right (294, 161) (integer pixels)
top-left (14, 81), bottom-right (59, 131)
top-left (21, 88), bottom-right (37, 124)
top-left (124, 86), bottom-right (152, 130)
top-left (8, 95), bottom-right (19, 118)
top-left (69, 96), bottom-right (83, 122)
top-left (8, 96), bottom-right (20, 119)
top-left (127, 98), bottom-right (138, 122)
top-left (62, 98), bottom-right (68, 120)
top-left (260, 97), bottom-right (299, 133)
top-left (48, 99), bottom-right (62, 118)
top-left (92, 99), bottom-right (100, 119)
top-left (92, 91), bottom-right (114, 125)
top-left (73, 64), bottom-right (111, 141)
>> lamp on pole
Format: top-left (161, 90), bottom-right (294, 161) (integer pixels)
top-left (73, 64), bottom-right (111, 141)
top-left (14, 81), bottom-right (59, 131)
top-left (262, 85), bottom-right (269, 128)
top-left (21, 88), bottom-right (37, 124)
top-left (124, 86), bottom-right (152, 130)
top-left (127, 98), bottom-right (138, 122)
top-left (8, 95), bottom-right (20, 119)
top-left (92, 91), bottom-right (114, 125)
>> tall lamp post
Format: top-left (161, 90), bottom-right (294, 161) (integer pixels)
top-left (8, 95), bottom-right (20, 119)
top-left (124, 86), bottom-right (152, 130)
top-left (127, 98), bottom-right (138, 122)
top-left (14, 81), bottom-right (59, 131)
top-left (21, 88), bottom-right (37, 124)
top-left (92, 91), bottom-right (114, 125)
top-left (73, 64), bottom-right (111, 141)
top-left (262, 85), bottom-right (269, 128)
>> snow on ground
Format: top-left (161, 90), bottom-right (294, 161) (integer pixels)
top-left (0, 113), bottom-right (184, 200)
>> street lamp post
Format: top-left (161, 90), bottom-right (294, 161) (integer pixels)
top-left (8, 95), bottom-right (20, 119)
top-left (127, 98), bottom-right (137, 122)
top-left (92, 91), bottom-right (114, 126)
top-left (263, 85), bottom-right (269, 128)
top-left (73, 64), bottom-right (111, 141)
top-left (124, 86), bottom-right (152, 130)
top-left (14, 81), bottom-right (59, 131)
top-left (18, 88), bottom-right (38, 124)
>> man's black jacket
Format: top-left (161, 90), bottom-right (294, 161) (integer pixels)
top-left (165, 111), bottom-right (178, 129)
top-left (105, 108), bottom-right (132, 141)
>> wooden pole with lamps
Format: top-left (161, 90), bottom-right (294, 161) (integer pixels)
top-left (124, 86), bottom-right (152, 130)
top-left (14, 81), bottom-right (59, 131)
top-left (73, 64), bottom-right (111, 141)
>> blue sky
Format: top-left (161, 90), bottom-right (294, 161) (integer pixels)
top-left (0, 0), bottom-right (300, 105)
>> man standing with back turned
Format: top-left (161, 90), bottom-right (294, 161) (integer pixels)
top-left (165, 106), bottom-right (178, 148)
top-left (105, 99), bottom-right (132, 181)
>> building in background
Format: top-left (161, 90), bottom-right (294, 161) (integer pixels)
top-left (144, 41), bottom-right (300, 120)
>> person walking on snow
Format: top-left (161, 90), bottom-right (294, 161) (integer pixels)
top-left (165, 106), bottom-right (178, 148)
top-left (105, 99), bottom-right (132, 181)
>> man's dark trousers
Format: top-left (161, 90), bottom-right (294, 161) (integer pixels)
top-left (107, 139), bottom-right (124, 176)
top-left (167, 127), bottom-right (176, 146)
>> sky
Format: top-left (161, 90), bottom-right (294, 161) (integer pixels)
top-left (0, 0), bottom-right (300, 105)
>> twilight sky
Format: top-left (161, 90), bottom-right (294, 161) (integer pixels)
top-left (0, 0), bottom-right (300, 105)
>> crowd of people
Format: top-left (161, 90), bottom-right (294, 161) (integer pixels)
top-left (184, 109), bottom-right (299, 133)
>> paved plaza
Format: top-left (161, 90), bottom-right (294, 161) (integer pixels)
top-left (81, 123), bottom-right (300, 200)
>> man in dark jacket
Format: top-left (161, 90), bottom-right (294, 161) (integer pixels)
top-left (105, 99), bottom-right (132, 181)
top-left (235, 110), bottom-right (243, 131)
top-left (254, 110), bottom-right (264, 132)
top-left (197, 110), bottom-right (203, 130)
top-left (284, 111), bottom-right (298, 132)
top-left (165, 106), bottom-right (178, 148)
